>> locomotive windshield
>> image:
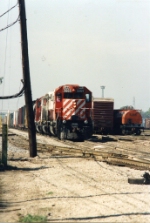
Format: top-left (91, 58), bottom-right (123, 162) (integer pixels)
top-left (64, 92), bottom-right (84, 99)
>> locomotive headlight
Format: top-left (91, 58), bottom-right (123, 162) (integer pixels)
top-left (73, 102), bottom-right (76, 108)
top-left (72, 100), bottom-right (76, 108)
top-left (63, 120), bottom-right (66, 124)
top-left (84, 120), bottom-right (88, 124)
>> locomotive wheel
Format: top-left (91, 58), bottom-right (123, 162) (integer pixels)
top-left (84, 129), bottom-right (93, 140)
top-left (57, 130), bottom-right (61, 140)
top-left (136, 130), bottom-right (141, 135)
top-left (42, 125), bottom-right (48, 134)
top-left (121, 129), bottom-right (126, 135)
top-left (57, 129), bottom-right (66, 140)
top-left (60, 131), bottom-right (66, 140)
top-left (128, 177), bottom-right (145, 184)
top-left (57, 120), bottom-right (62, 140)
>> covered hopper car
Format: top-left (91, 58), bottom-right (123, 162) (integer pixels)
top-left (113, 108), bottom-right (144, 135)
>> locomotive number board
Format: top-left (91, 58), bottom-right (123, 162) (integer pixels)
top-left (77, 87), bottom-right (84, 92)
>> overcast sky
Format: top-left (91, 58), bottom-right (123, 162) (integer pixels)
top-left (0, 0), bottom-right (150, 112)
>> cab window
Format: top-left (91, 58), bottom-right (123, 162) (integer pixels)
top-left (56, 93), bottom-right (62, 102)
top-left (37, 101), bottom-right (41, 108)
top-left (85, 93), bottom-right (91, 102)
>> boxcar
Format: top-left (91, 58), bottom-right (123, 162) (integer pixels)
top-left (92, 98), bottom-right (114, 134)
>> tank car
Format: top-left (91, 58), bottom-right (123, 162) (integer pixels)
top-left (113, 108), bottom-right (144, 135)
top-left (34, 84), bottom-right (93, 140)
top-left (92, 98), bottom-right (114, 134)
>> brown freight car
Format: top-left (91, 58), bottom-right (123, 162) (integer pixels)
top-left (92, 98), bottom-right (114, 134)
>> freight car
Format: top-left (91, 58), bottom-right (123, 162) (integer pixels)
top-left (34, 84), bottom-right (93, 140)
top-left (144, 118), bottom-right (150, 129)
top-left (92, 98), bottom-right (114, 134)
top-left (113, 107), bottom-right (144, 135)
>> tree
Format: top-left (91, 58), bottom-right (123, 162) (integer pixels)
top-left (141, 108), bottom-right (150, 118)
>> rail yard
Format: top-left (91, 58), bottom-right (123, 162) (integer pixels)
top-left (6, 129), bottom-right (150, 170)
top-left (1, 0), bottom-right (149, 222)
top-left (1, 128), bottom-right (150, 222)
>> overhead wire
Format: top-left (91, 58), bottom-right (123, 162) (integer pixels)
top-left (1, 0), bottom-right (11, 111)
top-left (0, 1), bottom-right (24, 101)
top-left (0, 14), bottom-right (20, 32)
top-left (0, 80), bottom-right (25, 99)
top-left (0, 2), bottom-right (19, 32)
top-left (0, 2), bottom-right (18, 18)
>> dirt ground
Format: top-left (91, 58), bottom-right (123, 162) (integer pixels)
top-left (0, 130), bottom-right (150, 222)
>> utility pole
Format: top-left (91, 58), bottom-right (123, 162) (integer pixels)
top-left (18, 0), bottom-right (37, 157)
top-left (100, 86), bottom-right (105, 98)
top-left (133, 97), bottom-right (135, 108)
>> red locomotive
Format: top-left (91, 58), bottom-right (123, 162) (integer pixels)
top-left (34, 84), bottom-right (93, 140)
top-left (113, 107), bottom-right (144, 135)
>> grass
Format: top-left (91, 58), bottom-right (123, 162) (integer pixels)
top-left (47, 191), bottom-right (53, 195)
top-left (19, 214), bottom-right (47, 222)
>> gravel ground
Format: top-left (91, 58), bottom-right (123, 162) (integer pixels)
top-left (0, 129), bottom-right (150, 222)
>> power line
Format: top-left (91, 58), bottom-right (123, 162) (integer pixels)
top-left (1, 0), bottom-right (11, 111)
top-left (0, 2), bottom-right (18, 18)
top-left (0, 80), bottom-right (24, 99)
top-left (0, 14), bottom-right (20, 32)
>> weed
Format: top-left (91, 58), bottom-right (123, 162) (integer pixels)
top-left (47, 191), bottom-right (53, 195)
top-left (19, 214), bottom-right (47, 222)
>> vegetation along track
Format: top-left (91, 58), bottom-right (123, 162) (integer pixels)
top-left (7, 129), bottom-right (150, 171)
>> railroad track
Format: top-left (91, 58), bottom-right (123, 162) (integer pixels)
top-left (7, 128), bottom-right (150, 171)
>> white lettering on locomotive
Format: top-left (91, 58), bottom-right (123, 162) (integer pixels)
top-left (63, 86), bottom-right (71, 92)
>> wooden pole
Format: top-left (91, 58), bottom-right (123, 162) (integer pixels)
top-left (18, 0), bottom-right (37, 157)
top-left (2, 124), bottom-right (8, 166)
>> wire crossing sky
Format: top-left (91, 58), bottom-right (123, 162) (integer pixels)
top-left (0, 0), bottom-right (150, 112)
